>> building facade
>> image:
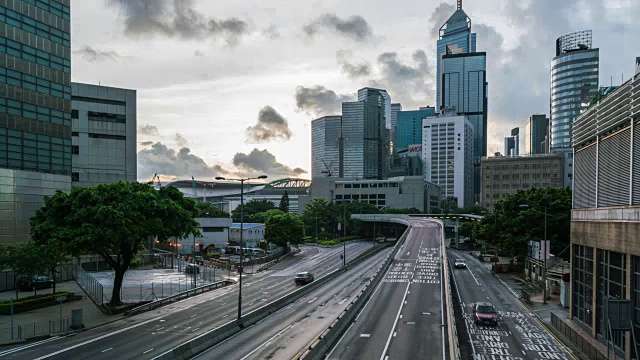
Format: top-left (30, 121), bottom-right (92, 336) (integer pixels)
top-left (177, 217), bottom-right (232, 254)
top-left (570, 65), bottom-right (640, 358)
top-left (480, 154), bottom-right (563, 209)
top-left (526, 114), bottom-right (549, 154)
top-left (390, 103), bottom-right (402, 156)
top-left (229, 223), bottom-right (265, 248)
top-left (311, 115), bottom-right (342, 179)
top-left (421, 113), bottom-right (474, 207)
top-left (0, 0), bottom-right (72, 243)
top-left (396, 107), bottom-right (435, 151)
top-left (504, 127), bottom-right (519, 156)
top-left (71, 83), bottom-right (137, 186)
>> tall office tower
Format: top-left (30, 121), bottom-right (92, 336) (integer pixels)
top-left (342, 88), bottom-right (391, 179)
top-left (421, 112), bottom-right (474, 207)
top-left (504, 127), bottom-right (519, 156)
top-left (396, 107), bottom-right (436, 150)
top-left (550, 30), bottom-right (599, 187)
top-left (525, 114), bottom-right (550, 154)
top-left (436, 0), bottom-right (476, 114)
top-left (390, 103), bottom-right (402, 156)
top-left (311, 115), bottom-right (342, 179)
top-left (0, 0), bottom-right (72, 243)
top-left (71, 83), bottom-right (137, 186)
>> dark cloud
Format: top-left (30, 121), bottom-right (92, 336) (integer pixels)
top-left (140, 141), bottom-right (154, 146)
top-left (262, 24), bottom-right (281, 40)
top-left (175, 133), bottom-right (188, 147)
top-left (138, 124), bottom-right (160, 136)
top-left (303, 13), bottom-right (372, 41)
top-left (233, 148), bottom-right (307, 178)
top-left (295, 85), bottom-right (354, 117)
top-left (74, 45), bottom-right (128, 62)
top-left (245, 106), bottom-right (292, 143)
top-left (108, 0), bottom-right (249, 45)
top-left (138, 142), bottom-right (231, 181)
top-left (428, 2), bottom-right (455, 38)
top-left (336, 50), bottom-right (371, 79)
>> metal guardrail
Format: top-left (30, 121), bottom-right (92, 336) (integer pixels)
top-left (0, 318), bottom-right (71, 345)
top-left (125, 280), bottom-right (235, 316)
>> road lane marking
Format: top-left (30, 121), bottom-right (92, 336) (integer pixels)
top-left (239, 324), bottom-right (293, 360)
top-left (380, 282), bottom-right (411, 360)
top-left (308, 297), bottom-right (318, 303)
top-left (393, 332), bottom-right (397, 337)
top-left (0, 336), bottom-right (61, 356)
top-left (467, 266), bottom-right (481, 286)
top-left (190, 314), bottom-right (197, 318)
top-left (143, 349), bottom-right (154, 354)
top-left (222, 314), bottom-right (229, 318)
top-left (360, 334), bottom-right (371, 338)
top-left (101, 348), bottom-right (113, 353)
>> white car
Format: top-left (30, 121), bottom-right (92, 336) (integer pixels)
top-left (454, 259), bottom-right (467, 269)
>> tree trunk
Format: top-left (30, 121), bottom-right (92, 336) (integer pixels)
top-left (110, 267), bottom-right (125, 307)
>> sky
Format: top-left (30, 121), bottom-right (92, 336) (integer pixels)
top-left (70, 0), bottom-right (640, 182)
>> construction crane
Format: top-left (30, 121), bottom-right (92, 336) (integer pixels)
top-left (321, 159), bottom-right (334, 177)
top-left (152, 173), bottom-right (162, 189)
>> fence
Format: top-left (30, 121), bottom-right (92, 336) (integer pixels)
top-left (0, 318), bottom-right (71, 344)
top-left (0, 263), bottom-right (76, 292)
top-left (550, 312), bottom-right (609, 360)
top-left (74, 266), bottom-right (106, 305)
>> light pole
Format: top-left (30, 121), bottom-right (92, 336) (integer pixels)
top-left (519, 204), bottom-right (548, 304)
top-left (216, 175), bottom-right (267, 321)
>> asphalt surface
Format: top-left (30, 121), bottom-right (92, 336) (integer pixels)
top-left (194, 248), bottom-right (393, 360)
top-left (447, 248), bottom-right (574, 360)
top-left (0, 242), bottom-right (374, 360)
top-left (327, 219), bottom-right (445, 360)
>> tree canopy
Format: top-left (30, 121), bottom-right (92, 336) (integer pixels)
top-left (301, 198), bottom-right (339, 239)
top-left (264, 212), bottom-right (304, 250)
top-left (31, 182), bottom-right (201, 306)
top-left (278, 190), bottom-right (290, 213)
top-left (232, 199), bottom-right (276, 223)
top-left (195, 201), bottom-right (230, 218)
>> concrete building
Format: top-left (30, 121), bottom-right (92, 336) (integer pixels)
top-left (569, 63), bottom-right (640, 358)
top-left (311, 115), bottom-right (342, 178)
top-left (0, 0), bottom-right (72, 243)
top-left (229, 223), bottom-right (265, 247)
top-left (504, 127), bottom-right (519, 156)
top-left (526, 114), bottom-right (550, 154)
top-left (422, 112), bottom-right (474, 207)
top-left (391, 145), bottom-right (423, 177)
top-left (480, 154), bottom-right (564, 209)
top-left (396, 107), bottom-right (435, 151)
top-left (71, 83), bottom-right (137, 186)
top-left (342, 88), bottom-right (391, 179)
top-left (176, 217), bottom-right (232, 254)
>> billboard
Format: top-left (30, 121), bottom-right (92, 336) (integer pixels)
top-left (408, 144), bottom-right (422, 155)
top-left (529, 240), bottom-right (551, 260)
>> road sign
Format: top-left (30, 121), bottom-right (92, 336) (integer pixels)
top-left (338, 223), bottom-right (342, 231)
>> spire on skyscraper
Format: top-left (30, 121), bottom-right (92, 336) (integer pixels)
top-left (458, 0), bottom-right (462, 10)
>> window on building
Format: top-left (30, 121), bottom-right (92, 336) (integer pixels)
top-left (71, 109), bottom-right (78, 119)
top-left (596, 249), bottom-right (626, 350)
top-left (202, 227), bottom-right (224, 232)
top-left (71, 172), bottom-right (79, 182)
top-left (572, 245), bottom-right (594, 327)
top-left (71, 145), bottom-right (79, 154)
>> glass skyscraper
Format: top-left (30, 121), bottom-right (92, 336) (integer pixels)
top-left (396, 107), bottom-right (435, 150)
top-left (550, 30), bottom-right (599, 149)
top-left (525, 114), bottom-right (549, 154)
top-left (0, 0), bottom-right (72, 242)
top-left (311, 115), bottom-right (342, 179)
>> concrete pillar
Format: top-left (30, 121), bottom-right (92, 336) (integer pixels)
top-left (592, 247), bottom-right (598, 338)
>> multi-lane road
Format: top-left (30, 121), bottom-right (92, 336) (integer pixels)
top-left (328, 219), bottom-right (446, 360)
top-left (448, 248), bottom-right (575, 360)
top-left (0, 242), bottom-right (374, 360)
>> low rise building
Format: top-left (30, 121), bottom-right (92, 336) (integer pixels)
top-left (229, 223), bottom-right (265, 247)
top-left (480, 154), bottom-right (564, 209)
top-left (176, 217), bottom-right (232, 255)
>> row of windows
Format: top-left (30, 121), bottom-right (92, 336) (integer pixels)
top-left (0, 35), bottom-right (69, 72)
top-left (0, 7), bottom-right (70, 47)
top-left (0, 66), bottom-right (70, 99)
top-left (551, 51), bottom-right (598, 67)
top-left (87, 111), bottom-right (127, 124)
top-left (23, 0), bottom-right (70, 20)
top-left (0, 128), bottom-right (71, 175)
top-left (335, 193), bottom-right (387, 200)
top-left (551, 61), bottom-right (599, 75)
top-left (552, 81), bottom-right (598, 95)
top-left (339, 182), bottom-right (399, 189)
top-left (0, 97), bottom-right (70, 125)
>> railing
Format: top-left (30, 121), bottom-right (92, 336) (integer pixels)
top-left (74, 266), bottom-right (106, 305)
top-left (124, 280), bottom-right (235, 316)
top-left (0, 318), bottom-right (71, 345)
top-left (550, 312), bottom-right (608, 360)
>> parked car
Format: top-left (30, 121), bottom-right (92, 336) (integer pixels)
top-left (294, 272), bottom-right (314, 285)
top-left (473, 302), bottom-right (498, 326)
top-left (185, 264), bottom-right (200, 274)
top-left (453, 259), bottom-right (467, 269)
top-left (18, 276), bottom-right (54, 291)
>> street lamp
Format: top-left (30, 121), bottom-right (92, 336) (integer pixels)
top-left (519, 203), bottom-right (548, 304)
top-left (215, 175), bottom-right (267, 320)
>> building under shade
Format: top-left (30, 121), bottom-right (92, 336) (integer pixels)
top-left (525, 114), bottom-right (549, 154)
top-left (396, 107), bottom-right (435, 151)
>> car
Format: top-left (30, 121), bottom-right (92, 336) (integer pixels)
top-left (473, 302), bottom-right (498, 326)
top-left (454, 259), bottom-right (467, 269)
top-left (294, 272), bottom-right (314, 285)
top-left (185, 264), bottom-right (200, 274)
top-left (18, 275), bottom-right (54, 291)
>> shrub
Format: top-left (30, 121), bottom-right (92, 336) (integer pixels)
top-left (0, 291), bottom-right (75, 314)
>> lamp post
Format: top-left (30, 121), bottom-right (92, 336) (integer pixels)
top-left (216, 175), bottom-right (267, 320)
top-left (519, 204), bottom-right (548, 304)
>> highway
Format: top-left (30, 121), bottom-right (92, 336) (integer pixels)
top-left (0, 242), bottom-right (374, 360)
top-left (447, 248), bottom-right (574, 360)
top-left (194, 248), bottom-right (392, 360)
top-left (327, 219), bottom-right (446, 360)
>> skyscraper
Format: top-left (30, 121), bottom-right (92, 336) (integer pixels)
top-left (342, 88), bottom-right (391, 179)
top-left (0, 0), bottom-right (72, 243)
top-left (390, 103), bottom-right (402, 156)
top-left (396, 107), bottom-right (435, 150)
top-left (436, 0), bottom-right (476, 113)
top-left (311, 115), bottom-right (342, 179)
top-left (504, 127), bottom-right (519, 156)
top-left (525, 114), bottom-right (549, 154)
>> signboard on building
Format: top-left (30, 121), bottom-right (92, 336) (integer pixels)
top-left (408, 144), bottom-right (422, 155)
top-left (528, 240), bottom-right (550, 260)
top-left (636, 56), bottom-right (640, 75)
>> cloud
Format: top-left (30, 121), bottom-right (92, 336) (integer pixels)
top-left (175, 133), bottom-right (188, 147)
top-left (108, 0), bottom-right (249, 45)
top-left (233, 148), bottom-right (307, 178)
top-left (194, 49), bottom-right (205, 57)
top-left (295, 85), bottom-right (354, 117)
top-left (138, 124), bottom-right (160, 136)
top-left (303, 13), bottom-right (372, 41)
top-left (262, 24), bottom-right (281, 40)
top-left (138, 142), bottom-right (231, 181)
top-left (428, 2), bottom-right (455, 38)
top-left (336, 50), bottom-right (371, 79)
top-left (140, 141), bottom-right (154, 146)
top-left (74, 45), bottom-right (128, 62)
top-left (245, 106), bottom-right (292, 143)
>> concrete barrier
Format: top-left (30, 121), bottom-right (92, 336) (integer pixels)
top-left (152, 242), bottom-right (390, 360)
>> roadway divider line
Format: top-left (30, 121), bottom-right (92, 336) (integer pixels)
top-left (440, 220), bottom-right (461, 360)
top-left (151, 243), bottom-right (392, 360)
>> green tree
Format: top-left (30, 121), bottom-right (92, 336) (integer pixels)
top-left (232, 199), bottom-right (276, 222)
top-left (264, 212), bottom-right (304, 251)
top-left (3, 241), bottom-right (49, 297)
top-left (278, 190), bottom-right (290, 213)
top-left (31, 182), bottom-right (200, 306)
top-left (301, 198), bottom-right (338, 239)
top-left (195, 201), bottom-right (230, 218)
top-left (255, 208), bottom-right (285, 223)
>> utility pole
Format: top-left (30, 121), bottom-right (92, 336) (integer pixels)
top-left (191, 176), bottom-right (197, 289)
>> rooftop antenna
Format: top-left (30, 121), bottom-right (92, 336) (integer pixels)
top-left (457, 0), bottom-right (462, 10)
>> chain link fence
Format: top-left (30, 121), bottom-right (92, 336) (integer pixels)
top-left (0, 318), bottom-right (71, 344)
